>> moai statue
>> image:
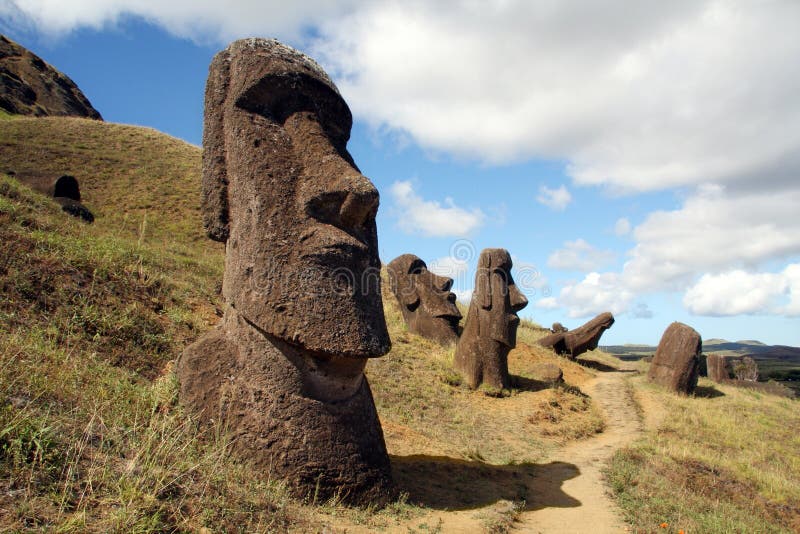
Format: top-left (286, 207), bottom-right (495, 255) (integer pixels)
top-left (648, 322), bottom-right (702, 394)
top-left (537, 312), bottom-right (615, 360)
top-left (386, 254), bottom-right (462, 345)
top-left (176, 38), bottom-right (394, 505)
top-left (454, 248), bottom-right (528, 389)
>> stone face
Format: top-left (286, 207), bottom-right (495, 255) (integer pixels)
top-left (0, 35), bottom-right (102, 119)
top-left (453, 249), bottom-right (528, 389)
top-left (537, 312), bottom-right (615, 360)
top-left (551, 322), bottom-right (568, 333)
top-left (706, 353), bottom-right (730, 383)
top-left (176, 38), bottom-right (393, 505)
top-left (386, 254), bottom-right (462, 345)
top-left (648, 322), bottom-right (702, 394)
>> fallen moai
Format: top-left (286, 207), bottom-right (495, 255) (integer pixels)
top-left (386, 254), bottom-right (462, 345)
top-left (454, 248), bottom-right (528, 390)
top-left (176, 38), bottom-right (394, 505)
top-left (537, 312), bottom-right (615, 360)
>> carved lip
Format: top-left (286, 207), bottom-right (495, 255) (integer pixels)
top-left (299, 226), bottom-right (371, 263)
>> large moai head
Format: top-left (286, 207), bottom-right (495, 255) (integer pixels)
top-left (454, 248), bottom-right (528, 389)
top-left (202, 38), bottom-right (389, 359)
top-left (473, 248), bottom-right (529, 347)
top-left (386, 254), bottom-right (462, 345)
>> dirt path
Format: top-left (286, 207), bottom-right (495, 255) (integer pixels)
top-left (514, 370), bottom-right (642, 533)
top-left (330, 369), bottom-right (643, 533)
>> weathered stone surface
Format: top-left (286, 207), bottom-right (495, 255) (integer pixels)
top-left (386, 254), bottom-right (461, 345)
top-left (537, 312), bottom-right (615, 360)
top-left (530, 362), bottom-right (563, 384)
top-left (454, 249), bottom-right (528, 389)
top-left (0, 35), bottom-right (102, 119)
top-left (176, 38), bottom-right (393, 505)
top-left (551, 322), bottom-right (568, 333)
top-left (706, 353), bottom-right (731, 383)
top-left (648, 322), bottom-right (702, 394)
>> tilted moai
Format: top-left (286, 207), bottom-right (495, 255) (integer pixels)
top-left (176, 38), bottom-right (394, 505)
top-left (386, 254), bottom-right (462, 345)
top-left (648, 322), bottom-right (702, 394)
top-left (454, 249), bottom-right (528, 389)
top-left (537, 312), bottom-right (615, 360)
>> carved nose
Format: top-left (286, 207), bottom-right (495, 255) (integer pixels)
top-left (509, 284), bottom-right (529, 313)
top-left (430, 273), bottom-right (453, 292)
top-left (338, 176), bottom-right (379, 229)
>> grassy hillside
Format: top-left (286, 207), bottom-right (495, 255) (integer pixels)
top-left (0, 117), bottom-right (608, 531)
top-left (608, 376), bottom-right (800, 533)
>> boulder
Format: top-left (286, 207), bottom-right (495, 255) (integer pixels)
top-left (530, 362), bottom-right (563, 384)
top-left (648, 322), bottom-right (702, 394)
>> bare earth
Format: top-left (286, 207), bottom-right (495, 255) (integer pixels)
top-left (333, 367), bottom-right (643, 533)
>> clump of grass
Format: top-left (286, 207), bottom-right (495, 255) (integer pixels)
top-left (607, 376), bottom-right (800, 532)
top-left (528, 386), bottom-right (605, 440)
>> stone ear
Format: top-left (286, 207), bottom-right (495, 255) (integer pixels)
top-left (401, 286), bottom-right (420, 310)
top-left (201, 50), bottom-right (231, 242)
top-left (478, 253), bottom-right (492, 309)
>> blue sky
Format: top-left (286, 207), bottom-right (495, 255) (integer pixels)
top-left (3, 1), bottom-right (800, 346)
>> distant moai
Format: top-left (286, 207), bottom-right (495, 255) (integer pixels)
top-left (537, 312), bottom-right (615, 360)
top-left (706, 353), bottom-right (730, 382)
top-left (16, 173), bottom-right (94, 222)
top-left (176, 38), bottom-right (394, 505)
top-left (386, 254), bottom-right (462, 345)
top-left (454, 248), bottom-right (528, 389)
top-left (648, 322), bottom-right (702, 394)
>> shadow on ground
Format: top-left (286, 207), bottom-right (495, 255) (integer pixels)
top-left (577, 358), bottom-right (638, 373)
top-left (391, 454), bottom-right (581, 511)
top-left (693, 384), bottom-right (725, 398)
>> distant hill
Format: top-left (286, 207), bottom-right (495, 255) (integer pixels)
top-left (0, 35), bottom-right (101, 119)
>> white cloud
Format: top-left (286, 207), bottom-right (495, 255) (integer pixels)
top-left (8, 2), bottom-right (800, 196)
top-left (535, 297), bottom-right (559, 310)
top-left (536, 185), bottom-right (572, 211)
top-left (428, 256), bottom-right (469, 279)
top-left (453, 288), bottom-right (473, 304)
top-left (683, 264), bottom-right (800, 317)
top-left (389, 180), bottom-right (485, 237)
top-left (547, 239), bottom-right (615, 272)
top-left (614, 217), bottom-right (631, 236)
top-left (2, 0), bottom-right (361, 42)
top-left (555, 272), bottom-right (635, 319)
top-left (631, 302), bottom-right (654, 319)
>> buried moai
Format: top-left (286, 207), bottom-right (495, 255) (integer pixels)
top-left (386, 254), bottom-right (462, 345)
top-left (454, 248), bottom-right (528, 390)
top-left (648, 322), bottom-right (702, 394)
top-left (537, 312), bottom-right (615, 360)
top-left (176, 38), bottom-right (394, 505)
top-left (16, 173), bottom-right (94, 222)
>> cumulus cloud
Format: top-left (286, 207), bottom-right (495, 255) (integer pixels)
top-left (683, 265), bottom-right (800, 317)
top-left (536, 185), bottom-right (572, 211)
top-left (614, 217), bottom-right (631, 236)
top-left (428, 256), bottom-right (469, 279)
top-left (554, 272), bottom-right (635, 319)
top-left (630, 302), bottom-right (654, 319)
top-left (547, 239), bottom-right (615, 272)
top-left (2, 0), bottom-right (360, 42)
top-left (389, 180), bottom-right (485, 237)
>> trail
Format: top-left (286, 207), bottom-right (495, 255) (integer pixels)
top-left (514, 370), bottom-right (642, 533)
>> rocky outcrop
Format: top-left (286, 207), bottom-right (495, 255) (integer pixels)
top-left (648, 322), bottom-right (702, 394)
top-left (177, 38), bottom-right (393, 506)
top-left (0, 35), bottom-right (101, 119)
top-left (386, 254), bottom-right (461, 345)
top-left (537, 312), bottom-right (615, 360)
top-left (454, 249), bottom-right (528, 390)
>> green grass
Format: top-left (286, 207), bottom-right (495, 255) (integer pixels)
top-left (607, 376), bottom-right (800, 533)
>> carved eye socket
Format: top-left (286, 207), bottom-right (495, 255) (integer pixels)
top-left (305, 191), bottom-right (347, 226)
top-left (408, 260), bottom-right (426, 275)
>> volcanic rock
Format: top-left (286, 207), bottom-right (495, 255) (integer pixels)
top-left (177, 38), bottom-right (393, 505)
top-left (0, 35), bottom-right (101, 119)
top-left (386, 254), bottom-right (462, 345)
top-left (648, 322), bottom-right (702, 394)
top-left (454, 249), bottom-right (528, 389)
